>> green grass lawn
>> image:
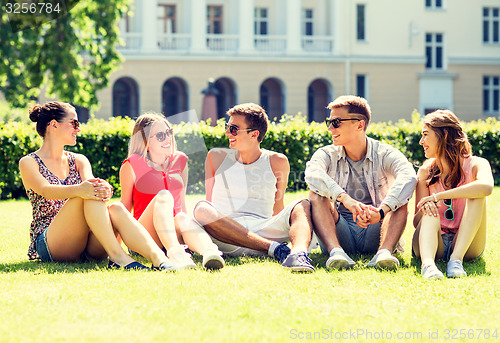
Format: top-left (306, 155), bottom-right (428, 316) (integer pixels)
top-left (1, 190), bottom-right (500, 343)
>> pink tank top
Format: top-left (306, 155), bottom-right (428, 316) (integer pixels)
top-left (428, 156), bottom-right (474, 234)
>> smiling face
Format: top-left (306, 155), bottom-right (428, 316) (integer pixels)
top-left (327, 106), bottom-right (363, 147)
top-left (57, 109), bottom-right (80, 146)
top-left (147, 120), bottom-right (174, 159)
top-left (225, 114), bottom-right (258, 150)
top-left (419, 124), bottom-right (440, 158)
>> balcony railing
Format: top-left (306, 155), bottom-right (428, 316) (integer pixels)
top-left (301, 35), bottom-right (334, 53)
top-left (118, 32), bottom-right (334, 55)
top-left (206, 34), bottom-right (239, 52)
top-left (118, 32), bottom-right (142, 51)
top-left (254, 35), bottom-right (287, 54)
top-left (158, 33), bottom-right (191, 52)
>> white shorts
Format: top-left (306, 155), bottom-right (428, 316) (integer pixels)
top-left (194, 199), bottom-right (317, 256)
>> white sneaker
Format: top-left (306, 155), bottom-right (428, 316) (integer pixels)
top-left (447, 260), bottom-right (467, 278)
top-left (167, 245), bottom-right (197, 270)
top-left (326, 250), bottom-right (355, 270)
top-left (367, 249), bottom-right (400, 270)
top-left (202, 249), bottom-right (225, 270)
top-left (421, 264), bottom-right (444, 280)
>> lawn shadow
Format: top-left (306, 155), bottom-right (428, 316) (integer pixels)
top-left (0, 260), bottom-right (107, 274)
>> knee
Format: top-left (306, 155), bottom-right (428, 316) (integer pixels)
top-left (308, 190), bottom-right (329, 206)
top-left (175, 212), bottom-right (190, 225)
top-left (108, 201), bottom-right (128, 219)
top-left (193, 201), bottom-right (217, 224)
top-left (294, 199), bottom-right (311, 217)
top-left (155, 190), bottom-right (174, 208)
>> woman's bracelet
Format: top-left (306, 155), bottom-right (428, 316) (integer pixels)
top-left (432, 193), bottom-right (438, 203)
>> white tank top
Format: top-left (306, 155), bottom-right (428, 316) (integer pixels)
top-left (212, 149), bottom-right (277, 219)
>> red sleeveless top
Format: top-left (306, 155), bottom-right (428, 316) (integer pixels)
top-left (123, 152), bottom-right (188, 219)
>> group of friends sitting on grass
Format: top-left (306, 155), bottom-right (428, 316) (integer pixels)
top-left (19, 95), bottom-right (493, 280)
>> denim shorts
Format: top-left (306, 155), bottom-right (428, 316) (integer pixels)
top-left (35, 229), bottom-right (54, 262)
top-left (442, 232), bottom-right (456, 262)
top-left (318, 212), bottom-right (382, 255)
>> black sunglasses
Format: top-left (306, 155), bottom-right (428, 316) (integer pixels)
top-left (57, 118), bottom-right (80, 130)
top-left (225, 124), bottom-right (256, 136)
top-left (152, 129), bottom-right (174, 142)
top-left (325, 118), bottom-right (360, 129)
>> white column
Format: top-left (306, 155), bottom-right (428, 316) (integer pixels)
top-left (190, 0), bottom-right (207, 53)
top-left (286, 0), bottom-right (302, 55)
top-left (332, 0), bottom-right (341, 54)
top-left (238, 0), bottom-right (255, 54)
top-left (141, 0), bottom-right (158, 53)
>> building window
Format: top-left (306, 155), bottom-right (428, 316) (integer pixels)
top-left (483, 76), bottom-right (500, 115)
top-left (302, 9), bottom-right (313, 36)
top-left (113, 77), bottom-right (139, 118)
top-left (162, 78), bottom-right (188, 119)
top-left (425, 0), bottom-right (443, 9)
top-left (260, 78), bottom-right (285, 121)
top-left (207, 6), bottom-right (223, 34)
top-left (356, 74), bottom-right (367, 99)
top-left (425, 33), bottom-right (444, 70)
top-left (158, 4), bottom-right (176, 33)
top-left (254, 8), bottom-right (268, 35)
top-left (356, 4), bottom-right (366, 41)
top-left (483, 7), bottom-right (500, 44)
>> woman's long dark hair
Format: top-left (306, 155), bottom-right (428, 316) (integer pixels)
top-left (424, 109), bottom-right (472, 189)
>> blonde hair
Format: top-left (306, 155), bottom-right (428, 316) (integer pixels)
top-left (128, 113), bottom-right (177, 158)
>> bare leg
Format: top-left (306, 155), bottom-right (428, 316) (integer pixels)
top-left (193, 201), bottom-right (272, 253)
top-left (414, 214), bottom-right (444, 266)
top-left (108, 202), bottom-right (169, 267)
top-left (138, 190), bottom-right (182, 250)
top-left (175, 213), bottom-right (219, 254)
top-left (412, 217), bottom-right (444, 261)
top-left (450, 198), bottom-right (487, 261)
top-left (379, 204), bottom-right (408, 252)
top-left (288, 200), bottom-right (313, 252)
top-left (308, 191), bottom-right (341, 253)
top-left (47, 198), bottom-right (135, 266)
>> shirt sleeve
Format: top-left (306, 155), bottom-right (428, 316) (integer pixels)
top-left (380, 147), bottom-right (418, 211)
top-left (305, 148), bottom-right (345, 200)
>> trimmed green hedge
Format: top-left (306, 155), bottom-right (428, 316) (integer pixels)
top-left (1, 113), bottom-right (499, 199)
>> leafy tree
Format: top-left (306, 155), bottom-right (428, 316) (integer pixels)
top-left (0, 0), bottom-right (130, 109)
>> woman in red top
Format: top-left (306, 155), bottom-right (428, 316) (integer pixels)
top-left (19, 101), bottom-right (175, 271)
top-left (120, 113), bottom-right (224, 270)
top-left (412, 110), bottom-right (493, 279)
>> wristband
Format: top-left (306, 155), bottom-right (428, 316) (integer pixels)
top-left (379, 208), bottom-right (385, 221)
top-left (432, 194), bottom-right (438, 203)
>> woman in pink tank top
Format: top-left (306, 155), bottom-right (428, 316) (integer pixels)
top-left (120, 113), bottom-right (224, 270)
top-left (412, 110), bottom-right (493, 280)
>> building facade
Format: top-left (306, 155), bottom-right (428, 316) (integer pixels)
top-left (92, 0), bottom-right (500, 123)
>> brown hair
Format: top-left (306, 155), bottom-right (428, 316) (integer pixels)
top-left (423, 109), bottom-right (472, 189)
top-left (327, 95), bottom-right (371, 130)
top-left (28, 102), bottom-right (75, 138)
top-left (227, 103), bottom-right (269, 142)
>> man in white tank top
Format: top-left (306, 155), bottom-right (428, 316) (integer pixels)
top-left (305, 96), bottom-right (417, 271)
top-left (193, 103), bottom-right (316, 272)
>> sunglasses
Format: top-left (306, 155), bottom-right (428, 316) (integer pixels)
top-left (225, 124), bottom-right (256, 136)
top-left (325, 118), bottom-right (360, 129)
top-left (443, 199), bottom-right (454, 221)
top-left (152, 129), bottom-right (174, 142)
top-left (57, 119), bottom-right (80, 130)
